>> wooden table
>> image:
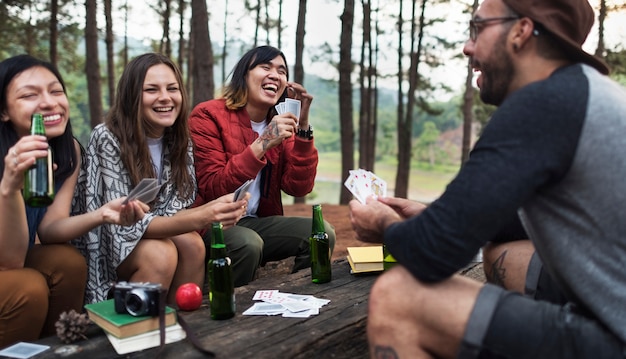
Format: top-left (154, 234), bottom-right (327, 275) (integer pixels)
top-left (29, 258), bottom-right (378, 358)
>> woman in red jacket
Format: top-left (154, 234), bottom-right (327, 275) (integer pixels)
top-left (190, 45), bottom-right (335, 286)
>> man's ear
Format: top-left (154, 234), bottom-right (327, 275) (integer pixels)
top-left (510, 18), bottom-right (536, 51)
top-left (0, 112), bottom-right (8, 122)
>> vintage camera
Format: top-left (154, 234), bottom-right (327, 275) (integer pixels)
top-left (113, 281), bottom-right (165, 317)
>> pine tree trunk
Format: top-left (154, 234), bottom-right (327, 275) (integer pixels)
top-left (339, 0), bottom-right (355, 205)
top-left (293, 0), bottom-right (308, 204)
top-left (85, 0), bottom-right (103, 128)
top-left (190, 0), bottom-right (215, 106)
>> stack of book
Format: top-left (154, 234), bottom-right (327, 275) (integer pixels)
top-left (84, 299), bottom-right (186, 354)
top-left (346, 245), bottom-right (384, 274)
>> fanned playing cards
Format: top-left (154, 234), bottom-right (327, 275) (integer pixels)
top-left (275, 98), bottom-right (301, 124)
top-left (233, 179), bottom-right (253, 201)
top-left (122, 178), bottom-right (163, 204)
top-left (344, 169), bottom-right (387, 204)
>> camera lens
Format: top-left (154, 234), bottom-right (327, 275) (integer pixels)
top-left (125, 289), bottom-right (150, 316)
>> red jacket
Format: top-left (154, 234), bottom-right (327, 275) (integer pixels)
top-left (189, 98), bottom-right (318, 218)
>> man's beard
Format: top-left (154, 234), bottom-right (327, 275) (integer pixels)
top-left (479, 35), bottom-right (515, 106)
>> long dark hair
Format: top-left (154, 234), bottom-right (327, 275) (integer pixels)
top-left (222, 45), bottom-right (289, 116)
top-left (105, 52), bottom-right (193, 197)
top-left (0, 55), bottom-right (77, 184)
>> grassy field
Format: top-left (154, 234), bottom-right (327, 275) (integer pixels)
top-left (283, 151), bottom-right (460, 205)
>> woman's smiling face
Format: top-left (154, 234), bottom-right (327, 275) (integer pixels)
top-left (245, 55), bottom-right (288, 112)
top-left (3, 66), bottom-right (69, 139)
top-left (141, 63), bottom-right (182, 138)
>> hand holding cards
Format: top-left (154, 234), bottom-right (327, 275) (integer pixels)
top-left (275, 98), bottom-right (301, 124)
top-left (122, 178), bottom-right (163, 205)
top-left (344, 169), bottom-right (388, 204)
top-left (233, 179), bottom-right (253, 201)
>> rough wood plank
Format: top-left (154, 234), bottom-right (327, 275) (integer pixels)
top-left (33, 259), bottom-right (376, 358)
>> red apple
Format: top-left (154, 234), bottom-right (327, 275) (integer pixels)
top-left (175, 283), bottom-right (203, 311)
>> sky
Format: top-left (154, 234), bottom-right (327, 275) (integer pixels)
top-left (114, 0), bottom-right (626, 100)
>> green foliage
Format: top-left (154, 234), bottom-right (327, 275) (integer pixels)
top-left (417, 121), bottom-right (440, 145)
top-left (414, 121), bottom-right (443, 167)
top-left (472, 90), bottom-right (496, 135)
top-left (605, 49), bottom-right (626, 87)
top-left (0, 1), bottom-right (471, 170)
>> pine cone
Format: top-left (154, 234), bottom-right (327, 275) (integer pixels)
top-left (55, 310), bottom-right (91, 343)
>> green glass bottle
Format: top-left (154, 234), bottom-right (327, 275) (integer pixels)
top-left (23, 113), bottom-right (54, 207)
top-left (207, 222), bottom-right (235, 319)
top-left (310, 204), bottom-right (331, 283)
top-left (382, 244), bottom-right (397, 271)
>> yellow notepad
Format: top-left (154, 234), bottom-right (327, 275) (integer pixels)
top-left (346, 246), bottom-right (384, 274)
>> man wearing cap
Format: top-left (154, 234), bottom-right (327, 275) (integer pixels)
top-left (349, 0), bottom-right (626, 357)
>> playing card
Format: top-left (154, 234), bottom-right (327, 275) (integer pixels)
top-left (343, 170), bottom-right (365, 204)
top-left (252, 290), bottom-right (279, 301)
top-left (242, 302), bottom-right (284, 316)
top-left (133, 183), bottom-right (163, 203)
top-left (233, 179), bottom-right (253, 201)
top-left (275, 102), bottom-right (285, 114)
top-left (0, 342), bottom-right (50, 359)
top-left (123, 178), bottom-right (161, 204)
top-left (282, 308), bottom-right (319, 318)
top-left (285, 98), bottom-right (301, 121)
top-left (280, 301), bottom-right (313, 313)
top-left (370, 173), bottom-right (388, 198)
top-left (344, 169), bottom-right (387, 204)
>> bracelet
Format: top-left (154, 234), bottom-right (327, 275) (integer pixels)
top-left (296, 125), bottom-right (314, 140)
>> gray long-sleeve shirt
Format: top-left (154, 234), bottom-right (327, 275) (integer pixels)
top-left (386, 64), bottom-right (626, 344)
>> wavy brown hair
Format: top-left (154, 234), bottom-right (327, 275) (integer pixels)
top-left (105, 53), bottom-right (193, 197)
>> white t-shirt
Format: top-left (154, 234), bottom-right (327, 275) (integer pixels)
top-left (246, 120), bottom-right (267, 217)
top-left (147, 136), bottom-right (163, 183)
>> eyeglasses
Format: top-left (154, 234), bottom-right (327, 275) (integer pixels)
top-left (469, 16), bottom-right (520, 41)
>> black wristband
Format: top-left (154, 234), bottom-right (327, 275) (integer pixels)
top-left (296, 125), bottom-right (314, 140)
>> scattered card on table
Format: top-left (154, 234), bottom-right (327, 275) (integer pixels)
top-left (245, 290), bottom-right (330, 318)
top-left (0, 342), bottom-right (50, 359)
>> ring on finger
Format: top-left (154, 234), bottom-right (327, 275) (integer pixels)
top-left (10, 149), bottom-right (17, 157)
top-left (13, 157), bottom-right (18, 166)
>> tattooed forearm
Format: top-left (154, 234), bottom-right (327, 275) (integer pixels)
top-left (257, 120), bottom-right (281, 151)
top-left (373, 345), bottom-right (399, 359)
top-left (486, 250), bottom-right (507, 287)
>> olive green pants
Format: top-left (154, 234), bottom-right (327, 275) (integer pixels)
top-left (203, 215), bottom-right (336, 287)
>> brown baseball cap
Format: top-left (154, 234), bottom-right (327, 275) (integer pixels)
top-left (502, 0), bottom-right (610, 74)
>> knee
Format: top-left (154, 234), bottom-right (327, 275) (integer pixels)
top-left (370, 269), bottom-right (404, 305)
top-left (482, 242), bottom-right (500, 264)
top-left (369, 267), bottom-right (418, 318)
top-left (22, 271), bottom-right (50, 304)
top-left (57, 245), bottom-right (87, 279)
top-left (7, 269), bottom-right (49, 314)
top-left (142, 240), bottom-right (178, 276)
top-left (226, 232), bottom-right (264, 259)
top-left (175, 233), bottom-right (206, 264)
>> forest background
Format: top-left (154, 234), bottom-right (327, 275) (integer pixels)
top-left (2, 0), bottom-right (626, 205)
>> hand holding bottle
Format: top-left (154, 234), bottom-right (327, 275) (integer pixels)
top-left (2, 135), bottom-right (49, 195)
